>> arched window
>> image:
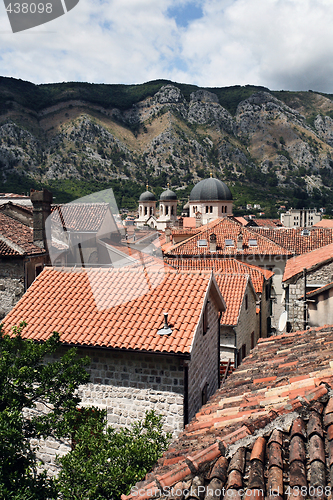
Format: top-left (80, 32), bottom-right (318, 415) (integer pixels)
top-left (210, 206), bottom-right (213, 213)
top-left (139, 206), bottom-right (142, 215)
top-left (225, 206), bottom-right (227, 213)
top-left (171, 206), bottom-right (174, 215)
top-left (166, 205), bottom-right (169, 215)
top-left (221, 206), bottom-right (224, 214)
top-left (144, 206), bottom-right (147, 216)
top-left (206, 206), bottom-right (209, 213)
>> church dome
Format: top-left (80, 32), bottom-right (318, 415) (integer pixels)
top-left (160, 188), bottom-right (177, 201)
top-left (139, 189), bottom-right (156, 202)
top-left (189, 177), bottom-right (232, 201)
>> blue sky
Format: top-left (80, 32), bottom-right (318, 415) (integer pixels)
top-left (1, 0), bottom-right (333, 92)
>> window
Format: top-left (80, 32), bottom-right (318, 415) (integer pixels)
top-left (245, 294), bottom-right (248, 310)
top-left (35, 264), bottom-right (43, 278)
top-left (225, 239), bottom-right (234, 247)
top-left (202, 382), bottom-right (209, 405)
top-left (203, 301), bottom-right (209, 335)
top-left (144, 206), bottom-right (147, 215)
top-left (251, 331), bottom-right (255, 350)
top-left (198, 239), bottom-right (208, 247)
top-left (248, 239), bottom-right (257, 246)
top-left (206, 206), bottom-right (209, 213)
top-left (210, 206), bottom-right (213, 213)
top-left (237, 344), bottom-right (247, 366)
top-left (171, 206), bottom-right (174, 216)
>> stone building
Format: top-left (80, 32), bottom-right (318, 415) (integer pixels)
top-left (165, 217), bottom-right (290, 331)
top-left (282, 242), bottom-right (333, 331)
top-left (280, 207), bottom-right (322, 227)
top-left (216, 274), bottom-right (258, 366)
top-left (0, 190), bottom-right (50, 319)
top-left (164, 257), bottom-right (273, 363)
top-left (306, 282), bottom-right (333, 327)
top-left (188, 175), bottom-right (233, 224)
top-left (3, 265), bottom-right (226, 469)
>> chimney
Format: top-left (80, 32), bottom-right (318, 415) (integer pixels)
top-left (209, 233), bottom-right (217, 252)
top-left (195, 212), bottom-right (202, 228)
top-left (237, 232), bottom-right (243, 251)
top-left (165, 227), bottom-right (171, 244)
top-left (30, 188), bottom-right (53, 249)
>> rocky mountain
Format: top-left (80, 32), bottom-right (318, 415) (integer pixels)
top-left (1, 77), bottom-right (333, 215)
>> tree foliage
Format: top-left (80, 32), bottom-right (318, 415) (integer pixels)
top-left (56, 409), bottom-right (171, 500)
top-left (0, 322), bottom-right (90, 499)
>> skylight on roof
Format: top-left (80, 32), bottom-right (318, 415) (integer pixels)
top-left (301, 229), bottom-right (310, 236)
top-left (225, 239), bottom-right (234, 247)
top-left (198, 239), bottom-right (208, 247)
top-left (249, 239), bottom-right (258, 246)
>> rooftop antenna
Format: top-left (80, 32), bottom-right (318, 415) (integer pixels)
top-left (157, 312), bottom-right (172, 335)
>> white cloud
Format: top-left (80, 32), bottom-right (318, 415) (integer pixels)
top-left (0, 0), bottom-right (333, 92)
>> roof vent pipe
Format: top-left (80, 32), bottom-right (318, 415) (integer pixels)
top-left (157, 312), bottom-right (172, 336)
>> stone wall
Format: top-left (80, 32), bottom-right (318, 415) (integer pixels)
top-left (187, 296), bottom-right (220, 421)
top-left (0, 258), bottom-right (24, 319)
top-left (286, 260), bottom-right (333, 330)
top-left (38, 346), bottom-right (186, 475)
top-left (235, 282), bottom-right (258, 358)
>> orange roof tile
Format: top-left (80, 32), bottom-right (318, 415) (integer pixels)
top-left (3, 267), bottom-right (225, 355)
top-left (166, 218), bottom-right (289, 257)
top-left (0, 212), bottom-right (46, 256)
top-left (124, 325), bottom-right (333, 499)
top-left (164, 257), bottom-right (273, 294)
top-left (254, 226), bottom-right (333, 254)
top-left (313, 219), bottom-right (333, 228)
top-left (306, 281), bottom-right (333, 298)
top-left (283, 242), bottom-right (333, 282)
top-left (216, 274), bottom-right (253, 326)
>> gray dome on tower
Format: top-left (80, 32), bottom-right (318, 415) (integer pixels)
top-left (139, 187), bottom-right (156, 202)
top-left (160, 187), bottom-right (177, 201)
top-left (189, 176), bottom-right (232, 201)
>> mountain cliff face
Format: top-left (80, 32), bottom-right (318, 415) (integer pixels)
top-left (1, 78), bottom-right (333, 214)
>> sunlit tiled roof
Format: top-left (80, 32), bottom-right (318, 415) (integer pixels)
top-left (166, 218), bottom-right (289, 257)
top-left (283, 243), bottom-right (333, 282)
top-left (254, 227), bottom-right (333, 254)
top-left (123, 325), bottom-right (333, 499)
top-left (3, 267), bottom-right (224, 355)
top-left (164, 257), bottom-right (273, 295)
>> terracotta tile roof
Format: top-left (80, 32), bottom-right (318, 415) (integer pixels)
top-left (253, 227), bottom-right (333, 254)
top-left (0, 212), bottom-right (45, 256)
top-left (306, 281), bottom-right (333, 298)
top-left (253, 218), bottom-right (283, 228)
top-left (123, 325), bottom-right (333, 499)
top-left (164, 257), bottom-right (273, 295)
top-left (182, 217), bottom-right (197, 228)
top-left (216, 274), bottom-right (251, 326)
top-left (282, 243), bottom-right (333, 282)
top-left (3, 267), bottom-right (225, 355)
top-left (313, 219), bottom-right (333, 228)
top-left (51, 203), bottom-right (110, 232)
top-left (233, 216), bottom-right (249, 226)
top-left (166, 218), bottom-right (289, 257)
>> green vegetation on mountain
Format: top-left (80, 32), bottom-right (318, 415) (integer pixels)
top-left (1, 76), bottom-right (333, 215)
